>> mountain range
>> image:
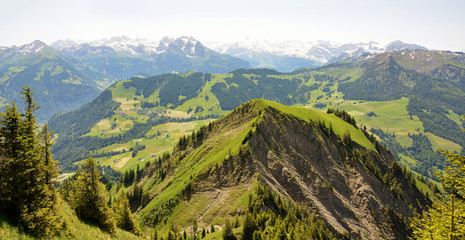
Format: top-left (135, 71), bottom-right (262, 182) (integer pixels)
top-left (53, 36), bottom-right (250, 83)
top-left (205, 39), bottom-right (428, 72)
top-left (0, 36), bottom-right (429, 122)
top-left (0, 37), bottom-right (249, 121)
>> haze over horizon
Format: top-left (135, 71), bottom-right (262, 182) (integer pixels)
top-left (1, 0), bottom-right (464, 51)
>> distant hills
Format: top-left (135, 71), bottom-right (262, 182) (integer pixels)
top-left (0, 35), bottom-right (440, 124)
top-left (0, 40), bottom-right (100, 122)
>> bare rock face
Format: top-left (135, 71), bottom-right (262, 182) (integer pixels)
top-left (241, 105), bottom-right (429, 239)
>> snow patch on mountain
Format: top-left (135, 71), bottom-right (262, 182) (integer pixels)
top-left (205, 39), bottom-right (426, 64)
top-left (17, 40), bottom-right (47, 54)
top-left (206, 39), bottom-right (387, 63)
top-left (53, 36), bottom-right (206, 57)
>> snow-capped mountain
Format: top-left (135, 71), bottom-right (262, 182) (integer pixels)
top-left (385, 40), bottom-right (428, 52)
top-left (53, 36), bottom-right (207, 57)
top-left (0, 40), bottom-right (51, 57)
top-left (52, 36), bottom-right (428, 73)
top-left (17, 40), bottom-right (48, 54)
top-left (51, 36), bottom-right (250, 82)
top-left (204, 39), bottom-right (426, 71)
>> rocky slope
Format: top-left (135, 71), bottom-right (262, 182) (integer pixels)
top-left (132, 99), bottom-right (430, 239)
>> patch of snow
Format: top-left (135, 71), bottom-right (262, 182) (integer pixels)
top-left (206, 39), bottom-right (386, 63)
top-left (17, 40), bottom-right (47, 54)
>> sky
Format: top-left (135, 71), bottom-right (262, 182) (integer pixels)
top-left (0, 0), bottom-right (464, 51)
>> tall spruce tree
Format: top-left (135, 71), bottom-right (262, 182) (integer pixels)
top-left (74, 157), bottom-right (116, 234)
top-left (0, 87), bottom-right (65, 237)
top-left (0, 101), bottom-right (22, 207)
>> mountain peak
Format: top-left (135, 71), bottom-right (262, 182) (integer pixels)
top-left (386, 40), bottom-right (427, 52)
top-left (18, 40), bottom-right (48, 54)
top-left (156, 36), bottom-right (204, 57)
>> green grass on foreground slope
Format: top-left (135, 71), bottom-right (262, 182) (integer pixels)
top-left (0, 202), bottom-right (145, 240)
top-left (138, 109), bottom-right (255, 223)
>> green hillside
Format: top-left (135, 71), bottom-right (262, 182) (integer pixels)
top-left (0, 203), bottom-right (145, 240)
top-left (120, 99), bottom-right (429, 239)
top-left (0, 41), bottom-right (100, 122)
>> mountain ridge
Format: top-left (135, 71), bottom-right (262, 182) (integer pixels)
top-left (0, 41), bottom-right (101, 122)
top-left (130, 99), bottom-right (429, 239)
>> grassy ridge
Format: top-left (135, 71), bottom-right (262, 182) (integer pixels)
top-left (136, 99), bottom-right (378, 233)
top-left (257, 99), bottom-right (375, 151)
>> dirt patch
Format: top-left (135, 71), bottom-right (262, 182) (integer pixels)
top-left (113, 156), bottom-right (131, 169)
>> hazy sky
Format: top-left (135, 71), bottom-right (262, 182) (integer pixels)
top-left (1, 0), bottom-right (464, 51)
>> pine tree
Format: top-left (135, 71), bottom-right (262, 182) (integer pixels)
top-left (242, 213), bottom-right (256, 240)
top-left (42, 123), bottom-right (57, 185)
top-left (222, 219), bottom-right (237, 240)
top-left (74, 157), bottom-right (116, 234)
top-left (411, 150), bottom-right (465, 239)
top-left (0, 87), bottom-right (66, 237)
top-left (0, 101), bottom-right (22, 207)
top-left (113, 193), bottom-right (143, 236)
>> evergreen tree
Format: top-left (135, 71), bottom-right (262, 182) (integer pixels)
top-left (42, 123), bottom-right (57, 185)
top-left (222, 219), bottom-right (237, 240)
top-left (0, 87), bottom-right (65, 237)
top-left (0, 101), bottom-right (22, 207)
top-left (242, 213), bottom-right (256, 240)
top-left (113, 193), bottom-right (143, 236)
top-left (411, 150), bottom-right (465, 239)
top-left (74, 157), bottom-right (116, 234)
top-left (167, 230), bottom-right (175, 240)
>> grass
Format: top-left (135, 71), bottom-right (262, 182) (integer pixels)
top-left (258, 99), bottom-right (375, 151)
top-left (0, 203), bottom-right (145, 240)
top-left (81, 120), bottom-right (214, 172)
top-left (329, 97), bottom-right (462, 153)
top-left (158, 182), bottom-right (253, 235)
top-left (336, 98), bottom-right (424, 132)
top-left (138, 110), bottom-right (258, 225)
top-left (174, 74), bottom-right (229, 117)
